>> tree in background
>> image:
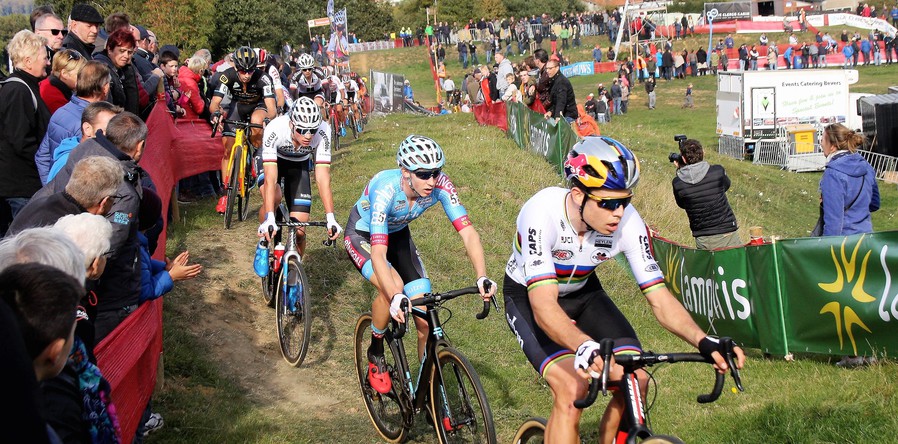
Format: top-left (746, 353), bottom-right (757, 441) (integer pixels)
top-left (142, 0), bottom-right (215, 54)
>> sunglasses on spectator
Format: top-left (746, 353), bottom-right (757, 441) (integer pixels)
top-left (294, 127), bottom-right (315, 136)
top-left (39, 28), bottom-right (68, 36)
top-left (413, 169), bottom-right (442, 180)
top-left (63, 51), bottom-right (82, 61)
top-left (584, 193), bottom-right (632, 211)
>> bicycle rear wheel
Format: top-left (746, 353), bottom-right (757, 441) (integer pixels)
top-left (259, 232), bottom-right (279, 307)
top-left (430, 347), bottom-right (496, 444)
top-left (353, 313), bottom-right (408, 443)
top-left (223, 146), bottom-right (242, 229)
top-left (643, 436), bottom-right (686, 444)
top-left (512, 417), bottom-right (546, 444)
top-left (276, 257), bottom-right (311, 366)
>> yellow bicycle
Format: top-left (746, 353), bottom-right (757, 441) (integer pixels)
top-left (211, 119), bottom-right (263, 229)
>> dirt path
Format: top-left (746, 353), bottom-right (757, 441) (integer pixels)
top-left (174, 206), bottom-right (354, 412)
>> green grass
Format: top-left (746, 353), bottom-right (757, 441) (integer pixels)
top-left (150, 39), bottom-right (898, 443)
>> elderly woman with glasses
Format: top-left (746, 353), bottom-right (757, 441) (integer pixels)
top-left (39, 49), bottom-right (87, 114)
top-left (93, 28), bottom-right (146, 115)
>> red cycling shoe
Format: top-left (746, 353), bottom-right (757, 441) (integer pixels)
top-left (367, 354), bottom-right (392, 394)
top-left (216, 195), bottom-right (227, 214)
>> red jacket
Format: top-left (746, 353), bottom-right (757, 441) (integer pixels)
top-left (39, 76), bottom-right (70, 115)
top-left (177, 65), bottom-right (205, 119)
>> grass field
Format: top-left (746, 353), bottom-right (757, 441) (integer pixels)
top-left (150, 28), bottom-right (898, 444)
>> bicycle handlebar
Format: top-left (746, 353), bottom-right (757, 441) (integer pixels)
top-left (210, 117), bottom-right (265, 138)
top-left (573, 337), bottom-right (744, 409)
top-left (391, 284), bottom-right (498, 340)
top-left (274, 220), bottom-right (335, 246)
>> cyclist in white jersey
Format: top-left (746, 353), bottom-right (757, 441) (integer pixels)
top-left (341, 71), bottom-right (362, 126)
top-left (290, 53), bottom-right (326, 107)
top-left (255, 97), bottom-right (342, 262)
top-left (321, 67), bottom-right (347, 136)
top-left (503, 136), bottom-right (745, 444)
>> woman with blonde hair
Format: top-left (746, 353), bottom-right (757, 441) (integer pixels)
top-left (39, 49), bottom-right (87, 114)
top-left (178, 56), bottom-right (209, 119)
top-left (818, 123), bottom-right (880, 238)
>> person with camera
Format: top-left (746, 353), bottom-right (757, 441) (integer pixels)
top-left (671, 137), bottom-right (742, 250)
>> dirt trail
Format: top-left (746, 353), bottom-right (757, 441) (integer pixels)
top-left (174, 208), bottom-right (350, 411)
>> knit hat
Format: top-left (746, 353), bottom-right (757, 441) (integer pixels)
top-left (70, 4), bottom-right (104, 24)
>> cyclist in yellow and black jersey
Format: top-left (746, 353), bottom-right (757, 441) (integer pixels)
top-left (209, 46), bottom-right (277, 213)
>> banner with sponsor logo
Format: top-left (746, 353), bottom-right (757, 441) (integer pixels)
top-left (560, 61), bottom-right (595, 79)
top-left (347, 41), bottom-right (396, 53)
top-left (370, 70), bottom-right (405, 113)
top-left (505, 101), bottom-right (578, 174)
top-left (652, 231), bottom-right (898, 357)
top-left (703, 1), bottom-right (752, 21)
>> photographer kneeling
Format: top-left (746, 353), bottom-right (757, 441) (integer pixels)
top-left (671, 137), bottom-right (742, 250)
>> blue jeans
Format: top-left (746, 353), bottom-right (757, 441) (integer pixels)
top-left (613, 98), bottom-right (622, 114)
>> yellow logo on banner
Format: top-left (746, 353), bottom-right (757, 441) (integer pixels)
top-left (663, 248), bottom-right (681, 296)
top-left (818, 235), bottom-right (874, 356)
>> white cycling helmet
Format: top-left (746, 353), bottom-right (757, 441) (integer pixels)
top-left (290, 97), bottom-right (321, 130)
top-left (297, 53), bottom-right (315, 70)
top-left (396, 135), bottom-right (445, 171)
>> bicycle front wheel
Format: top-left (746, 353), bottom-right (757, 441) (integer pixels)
top-left (239, 149), bottom-right (253, 222)
top-left (223, 146), bottom-right (242, 229)
top-left (330, 112), bottom-right (341, 151)
top-left (512, 417), bottom-right (546, 444)
top-left (349, 111), bottom-right (359, 139)
top-left (276, 257), bottom-right (311, 367)
top-left (353, 313), bottom-right (408, 443)
top-left (430, 347), bottom-right (496, 444)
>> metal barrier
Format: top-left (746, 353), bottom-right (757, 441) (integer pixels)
top-left (859, 149), bottom-right (898, 183)
top-left (753, 138), bottom-right (788, 168)
top-left (718, 135), bottom-right (745, 159)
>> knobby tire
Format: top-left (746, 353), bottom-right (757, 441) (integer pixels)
top-left (224, 145), bottom-right (242, 229)
top-left (430, 347), bottom-right (496, 444)
top-left (512, 418), bottom-right (546, 444)
top-left (276, 257), bottom-right (311, 367)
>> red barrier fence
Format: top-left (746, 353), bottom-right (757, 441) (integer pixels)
top-left (94, 103), bottom-right (224, 443)
top-left (473, 100), bottom-right (508, 131)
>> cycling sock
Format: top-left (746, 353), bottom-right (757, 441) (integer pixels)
top-left (369, 331), bottom-right (385, 357)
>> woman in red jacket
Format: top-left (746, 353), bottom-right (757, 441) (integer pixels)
top-left (177, 56), bottom-right (208, 119)
top-left (39, 49), bottom-right (87, 115)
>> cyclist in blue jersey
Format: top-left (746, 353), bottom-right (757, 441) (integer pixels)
top-left (343, 135), bottom-right (497, 395)
top-left (503, 136), bottom-right (745, 444)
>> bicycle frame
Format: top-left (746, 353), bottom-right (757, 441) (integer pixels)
top-left (386, 291), bottom-right (495, 429)
top-left (224, 128), bottom-right (249, 196)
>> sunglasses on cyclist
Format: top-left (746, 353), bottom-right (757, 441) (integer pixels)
top-left (301, 68), bottom-right (313, 72)
top-left (238, 69), bottom-right (256, 75)
top-left (39, 28), bottom-right (68, 36)
top-left (294, 127), bottom-right (315, 136)
top-left (584, 193), bottom-right (632, 211)
top-left (413, 169), bottom-right (442, 180)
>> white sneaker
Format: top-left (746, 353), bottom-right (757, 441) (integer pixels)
top-left (143, 412), bottom-right (164, 436)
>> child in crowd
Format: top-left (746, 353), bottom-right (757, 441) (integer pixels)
top-left (683, 83), bottom-right (694, 108)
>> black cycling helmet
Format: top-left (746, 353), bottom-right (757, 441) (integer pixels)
top-left (233, 46), bottom-right (258, 72)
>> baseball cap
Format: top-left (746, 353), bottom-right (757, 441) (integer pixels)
top-left (70, 4), bottom-right (104, 24)
top-left (159, 44), bottom-right (180, 60)
top-left (135, 25), bottom-right (149, 40)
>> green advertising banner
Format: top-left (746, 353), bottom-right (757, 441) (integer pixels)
top-left (505, 101), bottom-right (580, 174)
top-left (652, 231), bottom-right (898, 357)
top-left (779, 234), bottom-right (898, 357)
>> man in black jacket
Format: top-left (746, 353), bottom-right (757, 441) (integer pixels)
top-left (61, 4), bottom-right (104, 59)
top-left (35, 112), bottom-right (147, 341)
top-left (543, 60), bottom-right (578, 122)
top-left (671, 139), bottom-right (742, 250)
